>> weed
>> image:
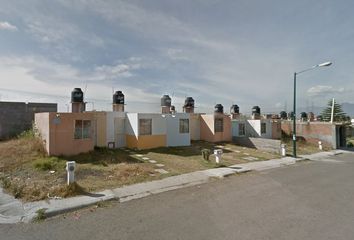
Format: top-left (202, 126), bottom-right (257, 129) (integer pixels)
top-left (201, 149), bottom-right (211, 161)
top-left (0, 176), bottom-right (11, 189)
top-left (33, 208), bottom-right (47, 222)
top-left (33, 157), bottom-right (66, 171)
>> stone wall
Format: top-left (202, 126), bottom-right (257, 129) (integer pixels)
top-left (0, 101), bottom-right (57, 140)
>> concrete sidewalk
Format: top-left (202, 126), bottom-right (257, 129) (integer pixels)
top-left (0, 150), bottom-right (350, 224)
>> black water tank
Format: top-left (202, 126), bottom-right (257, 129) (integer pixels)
top-left (230, 104), bottom-right (239, 114)
top-left (71, 88), bottom-right (83, 103)
top-left (170, 105), bottom-right (176, 111)
top-left (280, 111), bottom-right (287, 119)
top-left (288, 111), bottom-right (294, 119)
top-left (184, 97), bottom-right (195, 107)
top-left (214, 104), bottom-right (224, 113)
top-left (113, 91), bottom-right (125, 104)
top-left (300, 112), bottom-right (308, 119)
top-left (252, 106), bottom-right (260, 115)
top-left (161, 95), bottom-right (172, 107)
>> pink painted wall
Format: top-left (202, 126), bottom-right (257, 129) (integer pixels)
top-left (35, 112), bottom-right (96, 156)
top-left (200, 114), bottom-right (232, 142)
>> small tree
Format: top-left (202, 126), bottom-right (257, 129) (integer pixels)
top-left (321, 99), bottom-right (347, 122)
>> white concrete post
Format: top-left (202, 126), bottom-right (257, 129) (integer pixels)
top-left (214, 149), bottom-right (223, 164)
top-left (66, 161), bottom-right (76, 185)
top-left (318, 141), bottom-right (323, 151)
top-left (281, 144), bottom-right (286, 157)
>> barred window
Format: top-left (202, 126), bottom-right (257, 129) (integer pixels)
top-left (239, 123), bottom-right (245, 136)
top-left (261, 122), bottom-right (267, 134)
top-left (74, 120), bottom-right (91, 139)
top-left (179, 119), bottom-right (189, 133)
top-left (139, 119), bottom-right (152, 135)
top-left (214, 118), bottom-right (224, 132)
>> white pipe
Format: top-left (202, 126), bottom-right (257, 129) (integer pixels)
top-left (330, 98), bottom-right (335, 123)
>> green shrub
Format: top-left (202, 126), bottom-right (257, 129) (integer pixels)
top-left (347, 141), bottom-right (354, 148)
top-left (201, 149), bottom-right (211, 161)
top-left (33, 209), bottom-right (47, 222)
top-left (17, 129), bottom-right (35, 139)
top-left (33, 157), bottom-right (66, 171)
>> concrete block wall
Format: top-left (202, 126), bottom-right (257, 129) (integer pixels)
top-left (233, 137), bottom-right (281, 153)
top-left (0, 101), bottom-right (57, 140)
top-left (281, 121), bottom-right (337, 148)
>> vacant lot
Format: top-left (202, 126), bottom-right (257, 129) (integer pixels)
top-left (0, 130), bottom-right (321, 202)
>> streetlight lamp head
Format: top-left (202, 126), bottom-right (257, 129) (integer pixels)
top-left (318, 61), bottom-right (332, 67)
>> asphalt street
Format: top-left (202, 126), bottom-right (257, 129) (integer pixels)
top-left (1, 153), bottom-right (354, 240)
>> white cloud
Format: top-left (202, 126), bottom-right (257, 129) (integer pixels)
top-left (0, 21), bottom-right (18, 31)
top-left (307, 85), bottom-right (345, 97)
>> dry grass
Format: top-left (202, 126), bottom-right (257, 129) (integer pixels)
top-left (1, 131), bottom-right (306, 202)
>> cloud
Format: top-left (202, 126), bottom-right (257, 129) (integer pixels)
top-left (0, 21), bottom-right (18, 31)
top-left (307, 85), bottom-right (345, 97)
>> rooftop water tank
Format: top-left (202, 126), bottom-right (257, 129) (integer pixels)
top-left (230, 104), bottom-right (240, 114)
top-left (280, 111), bottom-right (287, 119)
top-left (214, 104), bottom-right (224, 113)
top-left (300, 112), bottom-right (308, 119)
top-left (288, 111), bottom-right (294, 119)
top-left (161, 95), bottom-right (172, 107)
top-left (252, 106), bottom-right (261, 115)
top-left (71, 88), bottom-right (84, 103)
top-left (113, 91), bottom-right (125, 104)
top-left (184, 97), bottom-right (195, 107)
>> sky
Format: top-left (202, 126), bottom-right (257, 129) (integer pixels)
top-left (0, 0), bottom-right (353, 114)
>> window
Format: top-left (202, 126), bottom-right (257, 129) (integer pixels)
top-left (239, 123), bottom-right (245, 136)
top-left (179, 119), bottom-right (189, 133)
top-left (139, 119), bottom-right (152, 135)
top-left (261, 122), bottom-right (267, 134)
top-left (214, 118), bottom-right (224, 132)
top-left (74, 120), bottom-right (91, 139)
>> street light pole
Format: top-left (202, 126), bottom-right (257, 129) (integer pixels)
top-left (292, 61), bottom-right (332, 158)
top-left (293, 72), bottom-right (297, 158)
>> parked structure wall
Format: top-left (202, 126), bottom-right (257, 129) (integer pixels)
top-left (0, 101), bottom-right (57, 139)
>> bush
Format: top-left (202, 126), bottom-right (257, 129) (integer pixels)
top-left (347, 141), bottom-right (354, 148)
top-left (201, 149), bottom-right (211, 161)
top-left (33, 157), bottom-right (66, 171)
top-left (17, 129), bottom-right (35, 139)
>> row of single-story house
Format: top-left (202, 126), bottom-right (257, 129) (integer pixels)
top-left (34, 89), bottom-right (347, 156)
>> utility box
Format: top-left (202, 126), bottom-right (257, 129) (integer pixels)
top-left (214, 149), bottom-right (223, 164)
top-left (66, 161), bottom-right (76, 185)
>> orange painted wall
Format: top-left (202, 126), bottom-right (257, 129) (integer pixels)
top-left (200, 114), bottom-right (232, 142)
top-left (126, 134), bottom-right (166, 149)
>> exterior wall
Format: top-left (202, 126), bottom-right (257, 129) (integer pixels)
top-left (200, 114), bottom-right (232, 142)
top-left (281, 121), bottom-right (337, 148)
top-left (106, 112), bottom-right (126, 148)
top-left (0, 101), bottom-right (57, 139)
top-left (232, 119), bottom-right (278, 139)
top-left (166, 113), bottom-right (190, 147)
top-left (233, 137), bottom-right (281, 153)
top-left (35, 112), bottom-right (95, 156)
top-left (271, 120), bottom-right (282, 139)
top-left (190, 113), bottom-right (202, 141)
top-left (94, 112), bottom-right (107, 147)
top-left (34, 113), bottom-right (50, 153)
top-left (126, 113), bottom-right (167, 149)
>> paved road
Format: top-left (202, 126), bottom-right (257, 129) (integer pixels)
top-left (1, 153), bottom-right (354, 240)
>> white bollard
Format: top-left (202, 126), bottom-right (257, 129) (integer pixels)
top-left (66, 161), bottom-right (76, 185)
top-left (214, 149), bottom-right (223, 164)
top-left (318, 141), bottom-right (323, 151)
top-left (281, 144), bottom-right (286, 157)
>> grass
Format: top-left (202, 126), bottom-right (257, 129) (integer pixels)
top-left (0, 129), bottom-right (324, 202)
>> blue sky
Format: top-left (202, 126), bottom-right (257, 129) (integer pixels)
top-left (0, 0), bottom-right (353, 114)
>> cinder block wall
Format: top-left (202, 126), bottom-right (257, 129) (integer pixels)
top-left (0, 101), bottom-right (57, 140)
top-left (281, 121), bottom-right (335, 148)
